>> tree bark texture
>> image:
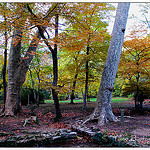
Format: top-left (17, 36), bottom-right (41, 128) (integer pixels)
top-left (83, 3), bottom-right (130, 125)
top-left (4, 29), bottom-right (41, 116)
top-left (70, 73), bottom-right (78, 104)
top-left (2, 28), bottom-right (8, 105)
top-left (4, 4), bottom-right (58, 116)
top-left (4, 29), bottom-right (23, 115)
top-left (52, 13), bottom-right (62, 119)
top-left (83, 45), bottom-right (90, 109)
top-left (2, 8), bottom-right (8, 113)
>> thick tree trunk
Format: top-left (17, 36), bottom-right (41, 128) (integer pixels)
top-left (4, 29), bottom-right (41, 116)
top-left (4, 29), bottom-right (23, 115)
top-left (70, 73), bottom-right (78, 104)
top-left (4, 4), bottom-right (58, 116)
top-left (83, 3), bottom-right (130, 125)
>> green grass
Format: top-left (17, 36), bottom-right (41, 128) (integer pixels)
top-left (44, 97), bottom-right (131, 104)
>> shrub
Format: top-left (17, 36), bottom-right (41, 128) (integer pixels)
top-left (21, 88), bottom-right (49, 105)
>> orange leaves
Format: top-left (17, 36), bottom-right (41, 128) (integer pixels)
top-left (22, 56), bottom-right (29, 60)
top-left (27, 50), bottom-right (39, 56)
top-left (118, 25), bottom-right (150, 95)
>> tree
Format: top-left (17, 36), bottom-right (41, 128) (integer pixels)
top-left (59, 3), bottom-right (114, 105)
top-left (83, 3), bottom-right (130, 125)
top-left (27, 3), bottom-right (63, 119)
top-left (118, 25), bottom-right (150, 110)
top-left (0, 3), bottom-right (12, 110)
top-left (3, 3), bottom-right (58, 116)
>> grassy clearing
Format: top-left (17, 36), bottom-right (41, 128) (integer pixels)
top-left (44, 97), bottom-right (131, 104)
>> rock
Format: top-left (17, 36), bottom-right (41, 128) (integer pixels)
top-left (0, 127), bottom-right (78, 147)
top-left (68, 132), bottom-right (77, 138)
top-left (52, 136), bottom-right (62, 140)
top-left (86, 131), bottom-right (96, 136)
top-left (127, 139), bottom-right (138, 147)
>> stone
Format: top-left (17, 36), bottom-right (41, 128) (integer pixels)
top-left (52, 136), bottom-right (61, 140)
top-left (86, 131), bottom-right (96, 136)
top-left (127, 139), bottom-right (138, 147)
top-left (68, 132), bottom-right (77, 138)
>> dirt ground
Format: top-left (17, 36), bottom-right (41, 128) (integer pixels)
top-left (0, 98), bottom-right (150, 147)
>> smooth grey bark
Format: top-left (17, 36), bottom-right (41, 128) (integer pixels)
top-left (4, 29), bottom-right (24, 115)
top-left (4, 28), bottom-right (42, 116)
top-left (83, 3), bottom-right (130, 125)
top-left (4, 4), bottom-right (58, 116)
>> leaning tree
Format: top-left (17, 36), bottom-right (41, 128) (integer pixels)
top-left (83, 3), bottom-right (130, 125)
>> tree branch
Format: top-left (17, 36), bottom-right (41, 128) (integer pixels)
top-left (22, 3), bottom-right (57, 69)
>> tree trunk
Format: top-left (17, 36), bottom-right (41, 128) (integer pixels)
top-left (1, 7), bottom-right (8, 114)
top-left (36, 73), bottom-right (40, 107)
top-left (29, 67), bottom-right (37, 103)
top-left (68, 81), bottom-right (71, 100)
top-left (2, 27), bottom-right (7, 105)
top-left (52, 13), bottom-right (62, 120)
top-left (83, 45), bottom-right (89, 109)
top-left (4, 4), bottom-right (58, 116)
top-left (4, 29), bottom-right (23, 115)
top-left (70, 73), bottom-right (78, 104)
top-left (4, 28), bottom-right (41, 116)
top-left (83, 3), bottom-right (130, 125)
top-left (52, 49), bottom-right (62, 119)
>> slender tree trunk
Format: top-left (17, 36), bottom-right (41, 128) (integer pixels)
top-left (2, 27), bottom-right (7, 105)
top-left (1, 7), bottom-right (8, 113)
top-left (29, 67), bottom-right (37, 102)
top-left (135, 61), bottom-right (140, 110)
top-left (68, 81), bottom-right (71, 100)
top-left (52, 13), bottom-right (62, 120)
top-left (83, 45), bottom-right (89, 109)
top-left (52, 49), bottom-right (62, 119)
top-left (26, 87), bottom-right (30, 106)
top-left (70, 73), bottom-right (78, 104)
top-left (35, 56), bottom-right (41, 107)
top-left (36, 72), bottom-right (41, 107)
top-left (83, 3), bottom-right (130, 125)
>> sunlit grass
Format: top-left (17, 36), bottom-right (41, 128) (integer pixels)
top-left (44, 97), bottom-right (131, 104)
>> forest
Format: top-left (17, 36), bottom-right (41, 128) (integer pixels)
top-left (0, 2), bottom-right (149, 147)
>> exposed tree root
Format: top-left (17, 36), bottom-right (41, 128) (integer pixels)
top-left (82, 109), bottom-right (119, 126)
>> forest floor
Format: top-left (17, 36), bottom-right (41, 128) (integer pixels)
top-left (0, 98), bottom-right (150, 147)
